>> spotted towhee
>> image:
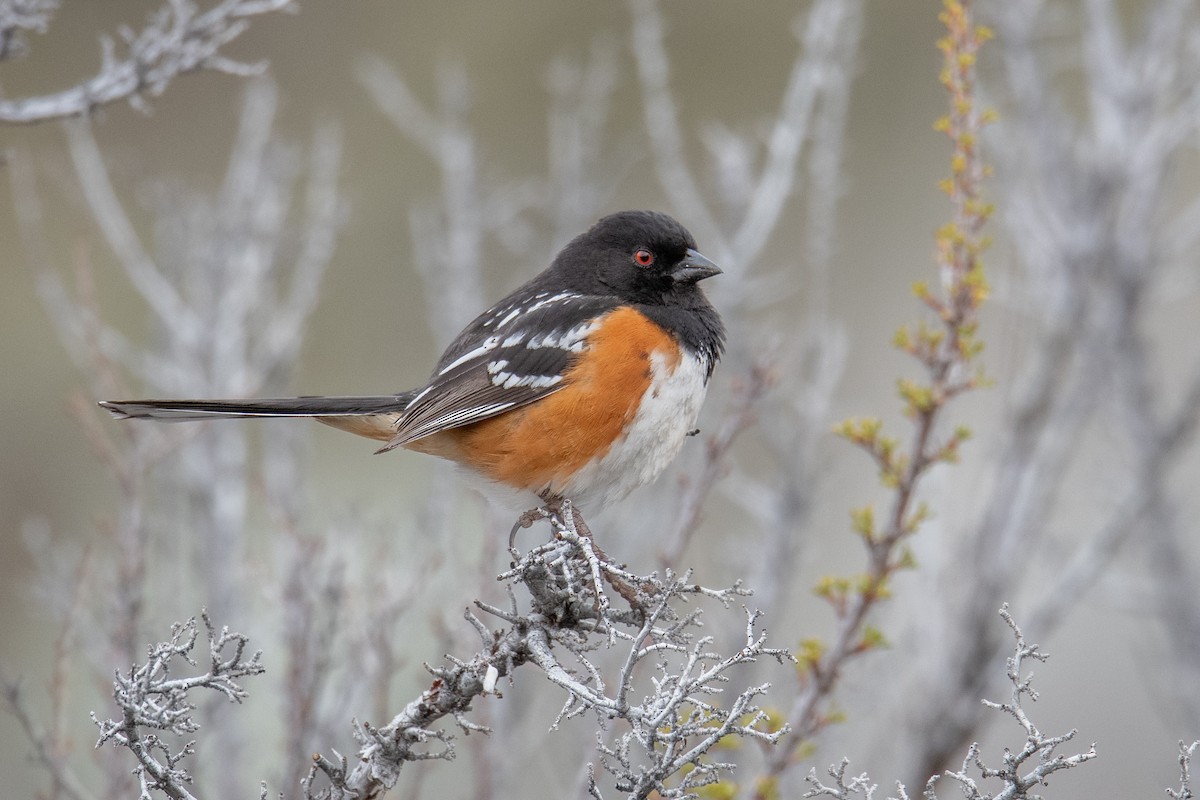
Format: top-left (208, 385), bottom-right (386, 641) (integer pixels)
top-left (101, 210), bottom-right (724, 513)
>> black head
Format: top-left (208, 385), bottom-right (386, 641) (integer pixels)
top-left (550, 210), bottom-right (721, 305)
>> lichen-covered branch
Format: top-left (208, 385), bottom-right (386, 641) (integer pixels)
top-left (305, 509), bottom-right (791, 800)
top-left (924, 606), bottom-right (1096, 800)
top-left (1168, 741), bottom-right (1200, 800)
top-left (91, 612), bottom-right (265, 800)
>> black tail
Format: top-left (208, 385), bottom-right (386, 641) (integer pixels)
top-left (100, 395), bottom-right (414, 422)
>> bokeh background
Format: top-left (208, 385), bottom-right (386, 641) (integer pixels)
top-left (2, 2), bottom-right (1199, 799)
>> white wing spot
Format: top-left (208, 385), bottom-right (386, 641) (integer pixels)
top-left (527, 292), bottom-right (579, 313)
top-left (525, 319), bottom-right (598, 352)
top-left (438, 335), bottom-right (502, 375)
top-left (407, 384), bottom-right (434, 408)
top-left (483, 292), bottom-right (575, 330)
top-left (496, 307), bottom-right (522, 329)
top-left (490, 371), bottom-right (563, 390)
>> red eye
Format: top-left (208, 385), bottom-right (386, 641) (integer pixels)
top-left (633, 249), bottom-right (655, 267)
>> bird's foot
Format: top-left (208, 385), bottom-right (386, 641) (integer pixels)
top-left (509, 497), bottom-right (593, 547)
top-left (508, 498), bottom-right (646, 614)
top-left (552, 500), bottom-right (647, 613)
top-left (509, 505), bottom-right (554, 552)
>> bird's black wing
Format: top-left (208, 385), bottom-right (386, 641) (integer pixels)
top-left (380, 291), bottom-right (620, 450)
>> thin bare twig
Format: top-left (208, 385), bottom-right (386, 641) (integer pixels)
top-left (803, 608), bottom-right (1095, 800)
top-left (91, 613), bottom-right (265, 800)
top-left (0, 0), bottom-right (297, 124)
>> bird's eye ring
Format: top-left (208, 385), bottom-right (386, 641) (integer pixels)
top-left (633, 248), bottom-right (655, 267)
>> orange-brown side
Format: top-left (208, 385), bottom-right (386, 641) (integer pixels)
top-left (316, 414), bottom-right (397, 441)
top-left (409, 306), bottom-right (682, 492)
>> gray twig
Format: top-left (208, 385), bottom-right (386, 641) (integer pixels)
top-left (90, 612), bottom-right (265, 800)
top-left (927, 606), bottom-right (1096, 800)
top-left (0, 0), bottom-right (297, 124)
top-left (1167, 741), bottom-right (1200, 800)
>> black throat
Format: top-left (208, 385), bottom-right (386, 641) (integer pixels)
top-left (636, 293), bottom-right (725, 379)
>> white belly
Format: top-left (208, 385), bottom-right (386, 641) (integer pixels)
top-left (558, 350), bottom-right (709, 510)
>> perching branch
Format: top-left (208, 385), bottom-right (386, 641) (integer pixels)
top-left (304, 508), bottom-right (791, 800)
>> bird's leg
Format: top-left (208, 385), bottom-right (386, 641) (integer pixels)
top-left (507, 494), bottom-right (577, 551)
top-left (508, 496), bottom-right (645, 613)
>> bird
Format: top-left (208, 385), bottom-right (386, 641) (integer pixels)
top-left (101, 210), bottom-right (724, 517)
